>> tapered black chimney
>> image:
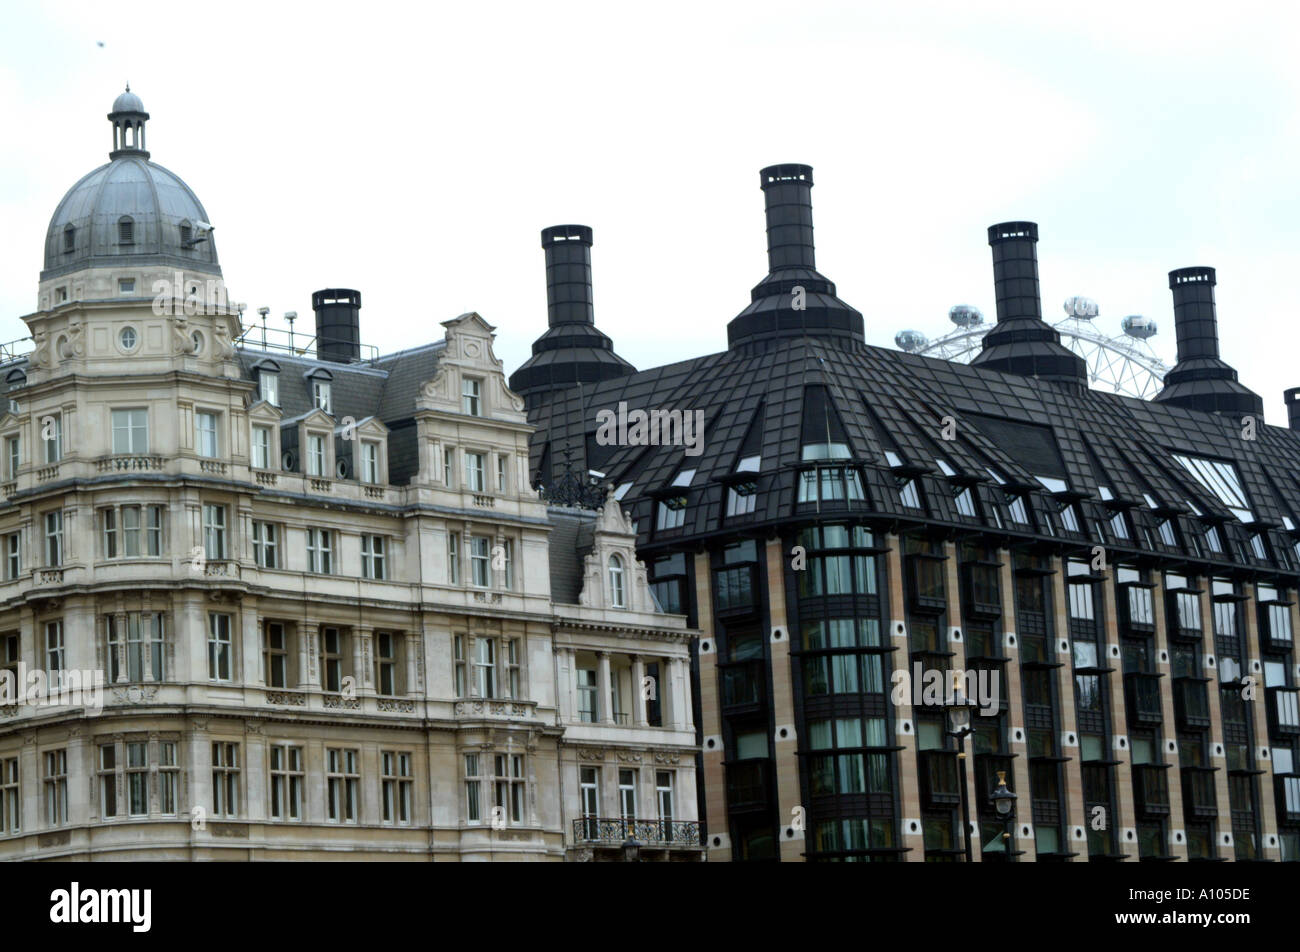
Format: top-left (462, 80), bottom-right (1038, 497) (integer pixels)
top-left (541, 224), bottom-right (595, 326)
top-left (312, 289), bottom-right (361, 363)
top-left (1152, 267), bottom-right (1262, 416)
top-left (508, 225), bottom-right (635, 411)
top-left (1285, 388), bottom-right (1300, 431)
top-left (727, 164), bottom-right (863, 351)
top-left (762, 163), bottom-right (816, 271)
top-left (969, 222), bottom-right (1087, 386)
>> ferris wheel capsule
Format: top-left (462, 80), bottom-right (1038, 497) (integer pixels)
top-left (895, 329), bottom-right (929, 352)
top-left (1063, 295), bottom-right (1099, 319)
top-left (948, 305), bottom-right (983, 327)
top-left (1122, 314), bottom-right (1157, 339)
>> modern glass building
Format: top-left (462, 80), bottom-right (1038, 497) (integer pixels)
top-left (516, 163), bottom-right (1300, 862)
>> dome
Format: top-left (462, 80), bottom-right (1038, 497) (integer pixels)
top-left (40, 87), bottom-right (220, 282)
top-left (111, 88), bottom-right (145, 114)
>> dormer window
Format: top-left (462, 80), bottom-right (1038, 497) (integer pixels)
top-left (1007, 494), bottom-right (1030, 525)
top-left (656, 496), bottom-right (688, 531)
top-left (260, 371), bottom-right (279, 406)
top-left (955, 486), bottom-right (978, 518)
top-left (118, 216), bottom-right (134, 244)
top-left (179, 222), bottom-right (192, 246)
top-left (1172, 453), bottom-right (1254, 522)
top-left (898, 479), bottom-right (922, 510)
top-left (313, 380), bottom-right (331, 414)
top-left (462, 378), bottom-right (482, 416)
top-left (608, 555), bottom-right (626, 608)
top-left (1250, 533), bottom-right (1269, 561)
top-left (63, 225), bottom-right (75, 254)
top-left (361, 441), bottom-right (381, 485)
top-left (307, 434), bottom-right (327, 477)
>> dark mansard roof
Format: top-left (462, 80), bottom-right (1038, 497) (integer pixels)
top-left (524, 336), bottom-right (1300, 577)
top-left (235, 341), bottom-right (444, 485)
top-left (521, 164), bottom-right (1291, 576)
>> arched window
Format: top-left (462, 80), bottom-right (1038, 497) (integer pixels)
top-left (63, 225), bottom-right (75, 253)
top-left (118, 216), bottom-right (134, 244)
top-left (608, 554), bottom-right (625, 608)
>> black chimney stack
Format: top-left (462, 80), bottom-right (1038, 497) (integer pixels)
top-left (726, 163), bottom-right (863, 351)
top-left (1152, 267), bottom-right (1262, 416)
top-left (508, 226), bottom-right (635, 411)
top-left (312, 289), bottom-right (361, 364)
top-left (1285, 388), bottom-right (1300, 431)
top-left (762, 163), bottom-right (817, 272)
top-left (969, 222), bottom-right (1087, 386)
top-left (541, 225), bottom-right (595, 326)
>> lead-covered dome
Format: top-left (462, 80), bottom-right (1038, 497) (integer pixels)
top-left (41, 87), bottom-right (220, 282)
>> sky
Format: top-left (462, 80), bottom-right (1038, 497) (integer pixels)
top-left (2, 1), bottom-right (1298, 420)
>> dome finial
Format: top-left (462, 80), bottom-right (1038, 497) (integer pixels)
top-left (125, 81), bottom-right (130, 92)
top-left (108, 86), bottom-right (149, 159)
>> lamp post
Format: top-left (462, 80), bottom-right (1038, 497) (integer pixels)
top-left (621, 836), bottom-right (642, 863)
top-left (990, 769), bottom-right (1018, 862)
top-left (945, 670), bottom-right (974, 863)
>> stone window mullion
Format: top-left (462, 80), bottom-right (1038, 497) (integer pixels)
top-left (114, 611), bottom-right (128, 683)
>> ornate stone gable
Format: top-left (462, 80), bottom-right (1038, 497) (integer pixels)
top-left (416, 312), bottom-right (526, 420)
top-left (578, 488), bottom-right (653, 612)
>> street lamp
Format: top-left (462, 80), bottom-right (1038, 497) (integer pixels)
top-left (945, 670), bottom-right (974, 863)
top-left (990, 770), bottom-right (1018, 862)
top-left (621, 836), bottom-right (642, 863)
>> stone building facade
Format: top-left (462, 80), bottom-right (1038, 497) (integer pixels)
top-left (0, 89), bottom-right (701, 861)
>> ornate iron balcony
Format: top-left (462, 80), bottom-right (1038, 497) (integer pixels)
top-left (572, 816), bottom-right (702, 848)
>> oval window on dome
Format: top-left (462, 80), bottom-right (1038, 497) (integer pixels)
top-left (119, 327), bottom-right (138, 351)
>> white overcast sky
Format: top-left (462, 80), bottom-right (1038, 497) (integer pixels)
top-left (2, 1), bottom-right (1298, 420)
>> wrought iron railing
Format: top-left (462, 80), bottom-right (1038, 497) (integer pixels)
top-left (572, 816), bottom-right (703, 847)
top-left (536, 468), bottom-right (608, 510)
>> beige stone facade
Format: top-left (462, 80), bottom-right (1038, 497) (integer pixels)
top-left (0, 289), bottom-right (701, 861)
